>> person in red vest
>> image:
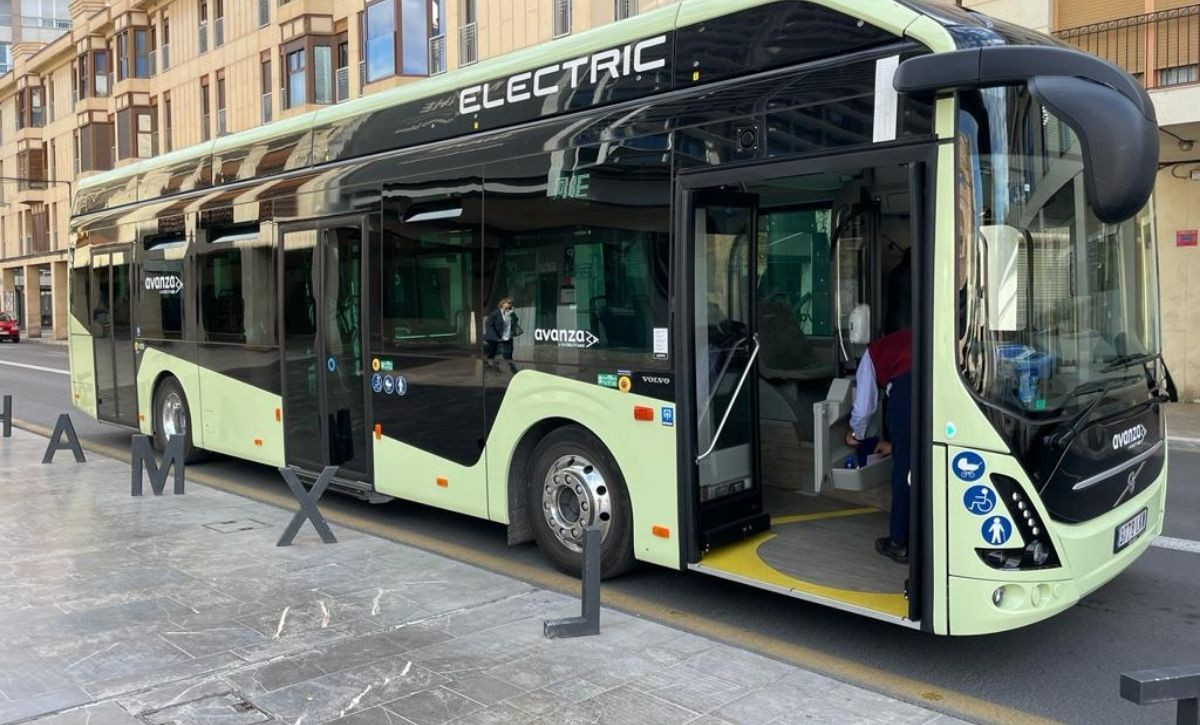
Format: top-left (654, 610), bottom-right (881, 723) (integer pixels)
top-left (845, 328), bottom-right (912, 565)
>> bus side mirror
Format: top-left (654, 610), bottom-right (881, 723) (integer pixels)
top-left (1028, 75), bottom-right (1158, 224)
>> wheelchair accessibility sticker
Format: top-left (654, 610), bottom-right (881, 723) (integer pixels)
top-left (982, 516), bottom-right (1013, 545)
top-left (952, 451), bottom-right (986, 482)
top-left (963, 485), bottom-right (996, 515)
top-left (371, 373), bottom-right (384, 394)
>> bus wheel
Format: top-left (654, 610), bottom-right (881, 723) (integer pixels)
top-left (528, 426), bottom-right (635, 578)
top-left (152, 377), bottom-right (203, 463)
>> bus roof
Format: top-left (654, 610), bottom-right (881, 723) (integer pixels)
top-left (73, 0), bottom-right (964, 215)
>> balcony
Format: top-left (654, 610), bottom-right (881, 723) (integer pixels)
top-left (430, 35), bottom-right (447, 75)
top-left (215, 17), bottom-right (225, 48)
top-left (198, 23), bottom-right (208, 55)
top-left (161, 43), bottom-right (171, 70)
top-left (216, 108), bottom-right (227, 137)
top-left (459, 22), bottom-right (478, 66)
top-left (1056, 6), bottom-right (1200, 89)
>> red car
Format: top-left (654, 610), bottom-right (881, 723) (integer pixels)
top-left (0, 312), bottom-right (19, 343)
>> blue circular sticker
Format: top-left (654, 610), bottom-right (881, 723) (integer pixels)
top-left (395, 376), bottom-right (408, 396)
top-left (371, 373), bottom-right (384, 394)
top-left (383, 375), bottom-right (396, 395)
top-left (327, 356), bottom-right (337, 372)
top-left (952, 451), bottom-right (986, 482)
top-left (981, 516), bottom-right (1013, 546)
top-left (962, 485), bottom-right (996, 516)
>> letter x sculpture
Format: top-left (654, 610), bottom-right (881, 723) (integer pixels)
top-left (277, 466), bottom-right (338, 546)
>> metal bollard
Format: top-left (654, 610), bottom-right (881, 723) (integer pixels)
top-left (1121, 665), bottom-right (1200, 725)
top-left (1, 395), bottom-right (10, 438)
top-left (544, 526), bottom-right (601, 638)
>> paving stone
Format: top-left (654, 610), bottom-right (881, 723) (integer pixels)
top-left (26, 702), bottom-right (141, 725)
top-left (441, 673), bottom-right (524, 707)
top-left (385, 685), bottom-right (483, 725)
top-left (327, 705), bottom-right (410, 724)
top-left (159, 621), bottom-right (270, 657)
top-left (251, 655), bottom-right (447, 723)
top-left (446, 702), bottom-right (531, 725)
top-left (532, 684), bottom-right (697, 725)
top-left (635, 663), bottom-right (752, 714)
top-left (82, 651), bottom-right (247, 700)
top-left (0, 685), bottom-right (92, 724)
top-left (143, 693), bottom-right (270, 725)
top-left (113, 672), bottom-right (238, 718)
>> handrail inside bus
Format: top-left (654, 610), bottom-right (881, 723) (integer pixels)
top-left (697, 334), bottom-right (760, 465)
top-left (698, 335), bottom-right (748, 427)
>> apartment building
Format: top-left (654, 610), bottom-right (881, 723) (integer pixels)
top-left (0, 0), bottom-right (670, 340)
top-left (965, 0), bottom-right (1200, 399)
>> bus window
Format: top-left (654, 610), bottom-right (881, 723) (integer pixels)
top-left (378, 187), bottom-right (482, 355)
top-left (198, 231), bottom-right (275, 346)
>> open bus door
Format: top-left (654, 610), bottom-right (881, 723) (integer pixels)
top-left (679, 146), bottom-right (933, 626)
top-left (90, 246), bottom-right (139, 427)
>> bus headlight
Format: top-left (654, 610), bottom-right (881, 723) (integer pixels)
top-left (976, 475), bottom-right (1061, 571)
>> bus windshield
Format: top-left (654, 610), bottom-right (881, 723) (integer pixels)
top-left (956, 87), bottom-right (1161, 417)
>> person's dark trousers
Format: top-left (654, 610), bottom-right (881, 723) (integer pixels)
top-left (484, 340), bottom-right (513, 360)
top-left (885, 371), bottom-right (913, 547)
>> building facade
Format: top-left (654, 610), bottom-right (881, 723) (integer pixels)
top-left (965, 0), bottom-right (1200, 400)
top-left (0, 0), bottom-right (674, 340)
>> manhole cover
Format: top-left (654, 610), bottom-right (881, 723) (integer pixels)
top-left (203, 519), bottom-right (271, 534)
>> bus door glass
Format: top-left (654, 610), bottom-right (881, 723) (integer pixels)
top-left (91, 249), bottom-right (138, 426)
top-left (280, 222), bottom-right (369, 479)
top-left (692, 193), bottom-right (768, 548)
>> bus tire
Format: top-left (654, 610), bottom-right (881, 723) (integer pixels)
top-left (152, 377), bottom-right (204, 463)
top-left (527, 425), bottom-right (636, 579)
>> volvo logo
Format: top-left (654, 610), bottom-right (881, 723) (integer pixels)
top-left (1112, 424), bottom-right (1148, 451)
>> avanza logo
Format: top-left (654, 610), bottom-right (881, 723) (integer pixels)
top-left (144, 274), bottom-right (184, 295)
top-left (458, 35), bottom-right (667, 116)
top-left (1112, 424), bottom-right (1148, 451)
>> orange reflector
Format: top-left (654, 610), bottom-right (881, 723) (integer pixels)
top-left (437, 477), bottom-right (449, 488)
top-left (374, 423), bottom-right (382, 440)
top-left (137, 413), bottom-right (145, 421)
top-left (253, 438), bottom-right (263, 447)
top-left (633, 405), bottom-right (654, 422)
top-left (652, 525), bottom-right (671, 539)
top-left (274, 408), bottom-right (281, 422)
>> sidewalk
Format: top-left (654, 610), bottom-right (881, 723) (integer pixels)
top-left (1166, 402), bottom-right (1200, 443)
top-left (0, 428), bottom-right (962, 725)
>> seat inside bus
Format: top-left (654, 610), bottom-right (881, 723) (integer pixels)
top-left (697, 164), bottom-right (915, 618)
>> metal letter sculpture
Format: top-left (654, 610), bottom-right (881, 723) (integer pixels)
top-left (131, 434), bottom-right (185, 496)
top-left (544, 526), bottom-right (601, 638)
top-left (277, 466), bottom-right (338, 546)
top-left (42, 414), bottom-right (85, 464)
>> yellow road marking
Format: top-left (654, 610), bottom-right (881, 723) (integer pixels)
top-left (11, 418), bottom-right (1059, 725)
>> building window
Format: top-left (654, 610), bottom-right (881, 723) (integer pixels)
top-left (198, 0), bottom-right (209, 54)
top-left (163, 92), bottom-right (173, 152)
top-left (201, 77), bottom-right (211, 141)
top-left (286, 48), bottom-right (307, 107)
top-left (214, 0), bottom-right (225, 47)
top-left (161, 16), bottom-right (171, 69)
top-left (116, 27), bottom-right (154, 80)
top-left (401, 0), bottom-right (431, 75)
top-left (336, 37), bottom-right (350, 102)
top-left (16, 86), bottom-right (46, 129)
top-left (258, 0), bottom-right (270, 27)
top-left (261, 56), bottom-right (273, 123)
top-left (0, 42), bottom-right (12, 75)
top-left (553, 0), bottom-right (571, 37)
top-left (76, 50), bottom-right (111, 100)
top-left (614, 0), bottom-right (635, 20)
top-left (314, 46), bottom-right (333, 104)
top-left (365, 1), bottom-right (396, 82)
top-left (1158, 65), bottom-right (1198, 87)
top-left (216, 72), bottom-right (227, 135)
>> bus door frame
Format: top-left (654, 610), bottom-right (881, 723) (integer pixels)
top-left (673, 141), bottom-right (937, 626)
top-left (89, 243), bottom-right (139, 428)
top-left (277, 214), bottom-right (374, 483)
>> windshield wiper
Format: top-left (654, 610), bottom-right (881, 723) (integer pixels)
top-left (1102, 351), bottom-right (1160, 373)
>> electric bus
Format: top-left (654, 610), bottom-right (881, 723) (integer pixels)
top-left (67, 0), bottom-right (1167, 635)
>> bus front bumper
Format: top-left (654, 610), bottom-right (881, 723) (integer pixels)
top-left (947, 468), bottom-right (1167, 635)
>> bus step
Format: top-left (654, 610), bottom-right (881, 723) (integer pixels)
top-left (701, 512), bottom-right (771, 551)
top-left (288, 468), bottom-right (393, 505)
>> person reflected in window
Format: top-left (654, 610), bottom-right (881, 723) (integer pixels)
top-left (484, 297), bottom-right (520, 373)
top-left (845, 328), bottom-right (912, 565)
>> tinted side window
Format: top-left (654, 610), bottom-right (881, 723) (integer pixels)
top-left (198, 234), bottom-right (275, 345)
top-left (484, 140), bottom-right (670, 368)
top-left (376, 179), bottom-right (483, 356)
top-left (137, 241), bottom-right (186, 340)
top-left (71, 265), bottom-right (91, 327)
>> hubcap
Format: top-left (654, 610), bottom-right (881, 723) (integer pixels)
top-left (160, 392), bottom-right (187, 440)
top-left (542, 454), bottom-right (612, 553)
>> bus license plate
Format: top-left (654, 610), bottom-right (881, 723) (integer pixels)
top-left (1114, 508), bottom-right (1149, 553)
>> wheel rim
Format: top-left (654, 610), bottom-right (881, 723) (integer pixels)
top-left (160, 391), bottom-right (187, 440)
top-left (541, 454), bottom-right (612, 553)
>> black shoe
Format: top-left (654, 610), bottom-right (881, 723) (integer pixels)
top-left (875, 537), bottom-right (909, 565)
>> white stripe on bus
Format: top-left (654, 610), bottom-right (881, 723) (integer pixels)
top-left (1152, 536), bottom-right (1200, 554)
top-left (0, 360), bottom-right (70, 376)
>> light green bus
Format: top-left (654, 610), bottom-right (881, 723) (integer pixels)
top-left (68, 0), bottom-right (1167, 634)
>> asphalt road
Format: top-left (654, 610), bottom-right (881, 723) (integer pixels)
top-left (2, 341), bottom-right (1197, 725)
